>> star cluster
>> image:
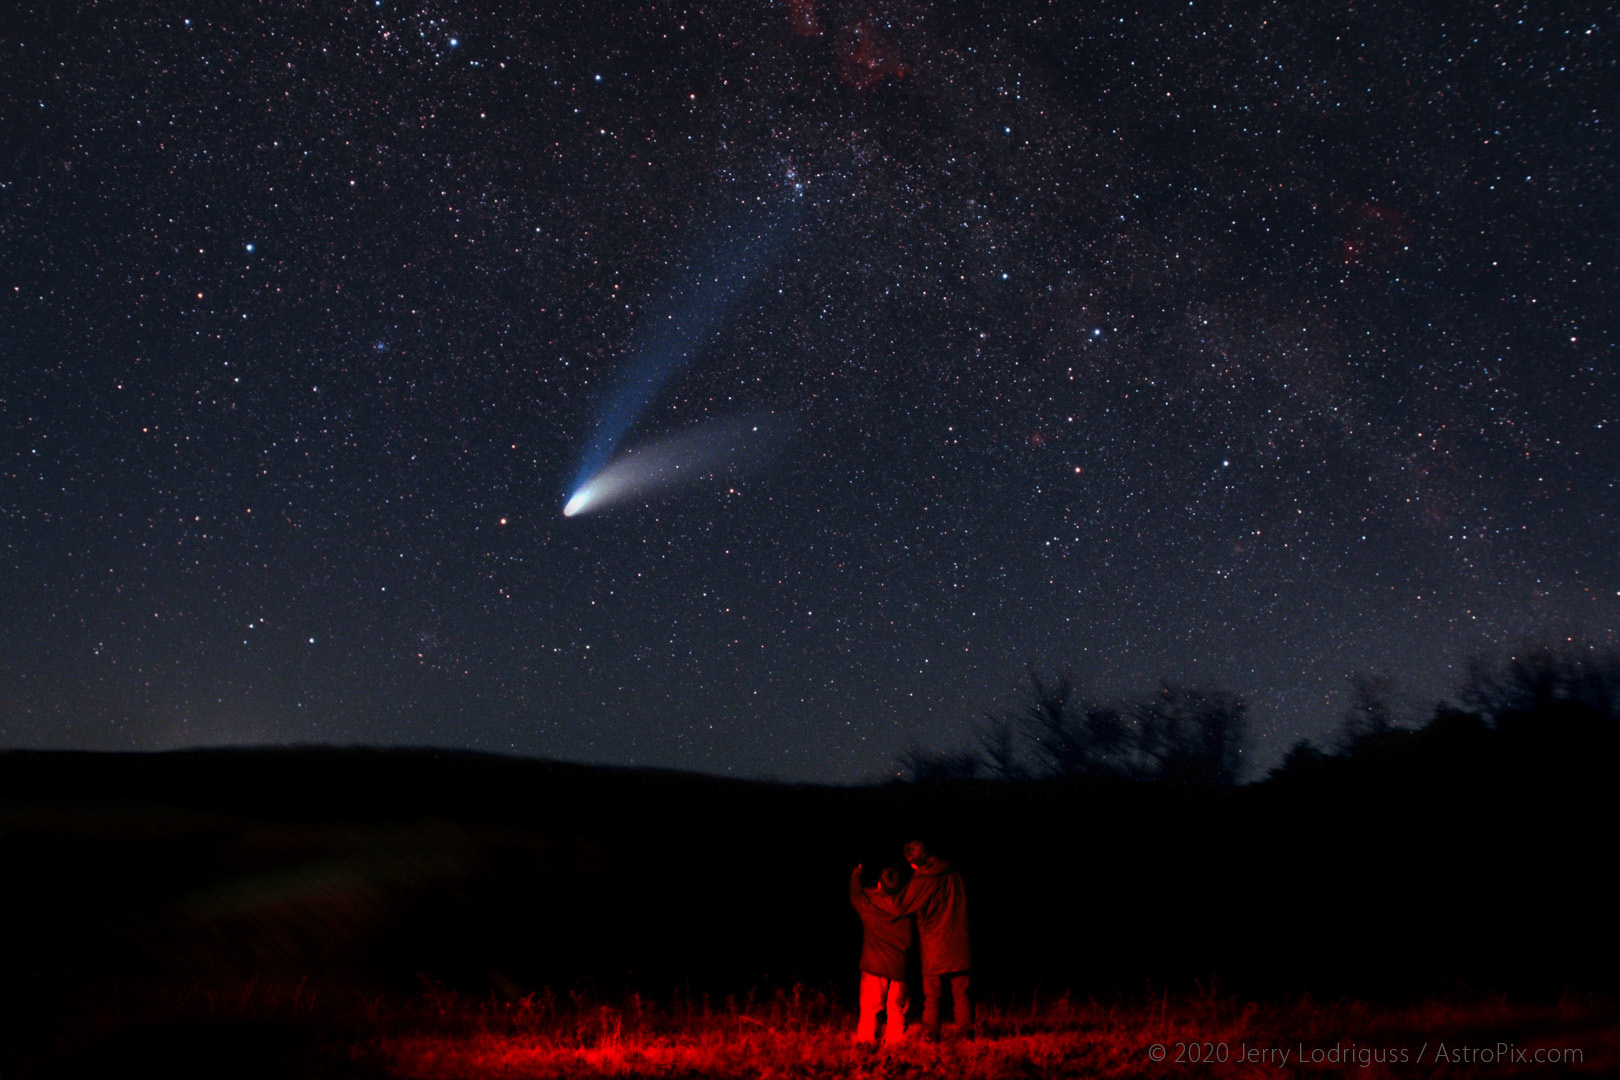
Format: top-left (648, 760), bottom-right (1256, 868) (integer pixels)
top-left (2, 0), bottom-right (1615, 779)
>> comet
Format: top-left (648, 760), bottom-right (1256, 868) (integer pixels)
top-left (564, 181), bottom-right (800, 516)
top-left (562, 416), bottom-right (787, 517)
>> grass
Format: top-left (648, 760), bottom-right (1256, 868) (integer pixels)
top-left (363, 984), bottom-right (1620, 1079)
top-left (18, 979), bottom-right (1620, 1078)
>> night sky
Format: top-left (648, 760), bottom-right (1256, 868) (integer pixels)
top-left (3, 0), bottom-right (1615, 782)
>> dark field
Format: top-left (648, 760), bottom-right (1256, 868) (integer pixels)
top-left (3, 733), bottom-right (1616, 1076)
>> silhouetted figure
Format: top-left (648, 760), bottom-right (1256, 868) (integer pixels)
top-left (876, 840), bottom-right (971, 1040)
top-left (849, 864), bottom-right (913, 1044)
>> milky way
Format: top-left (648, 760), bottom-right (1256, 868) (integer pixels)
top-left (1, 0), bottom-right (1615, 780)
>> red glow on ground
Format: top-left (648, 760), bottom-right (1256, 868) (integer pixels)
top-left (25, 979), bottom-right (1620, 1078)
top-left (361, 990), bottom-right (1620, 1079)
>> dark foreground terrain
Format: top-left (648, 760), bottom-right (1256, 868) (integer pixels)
top-left (2, 722), bottom-right (1616, 1075)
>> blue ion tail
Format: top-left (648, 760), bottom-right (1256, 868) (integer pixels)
top-left (565, 187), bottom-right (801, 511)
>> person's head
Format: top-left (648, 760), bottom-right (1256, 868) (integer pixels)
top-left (902, 839), bottom-right (930, 867)
top-left (878, 866), bottom-right (904, 895)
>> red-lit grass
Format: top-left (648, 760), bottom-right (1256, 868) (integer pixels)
top-left (20, 978), bottom-right (1619, 1078)
top-left (365, 985), bottom-right (1620, 1079)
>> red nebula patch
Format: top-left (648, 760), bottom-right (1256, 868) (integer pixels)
top-left (836, 18), bottom-right (908, 88)
top-left (1338, 201), bottom-right (1410, 266)
top-left (787, 0), bottom-right (821, 38)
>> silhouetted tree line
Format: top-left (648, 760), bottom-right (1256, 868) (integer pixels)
top-left (901, 646), bottom-right (1620, 785)
top-left (902, 673), bottom-right (1248, 784)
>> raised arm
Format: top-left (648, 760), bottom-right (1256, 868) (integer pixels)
top-left (870, 875), bottom-right (932, 917)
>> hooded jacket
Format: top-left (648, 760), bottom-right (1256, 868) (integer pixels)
top-left (876, 856), bottom-right (970, 975)
top-left (850, 868), bottom-right (914, 980)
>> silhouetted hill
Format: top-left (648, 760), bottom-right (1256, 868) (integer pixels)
top-left (3, 723), bottom-right (1616, 1014)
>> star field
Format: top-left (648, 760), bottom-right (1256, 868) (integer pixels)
top-left (2, 0), bottom-right (1616, 780)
